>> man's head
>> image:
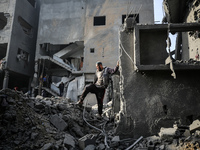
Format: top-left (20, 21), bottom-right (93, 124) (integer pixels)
top-left (96, 61), bottom-right (103, 71)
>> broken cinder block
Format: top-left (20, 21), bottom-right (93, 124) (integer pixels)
top-left (78, 134), bottom-right (97, 150)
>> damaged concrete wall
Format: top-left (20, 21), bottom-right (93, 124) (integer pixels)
top-left (0, 0), bottom-right (40, 89)
top-left (182, 0), bottom-right (200, 61)
top-left (115, 25), bottom-right (200, 138)
top-left (6, 0), bottom-right (40, 76)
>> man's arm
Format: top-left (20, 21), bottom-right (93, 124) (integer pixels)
top-left (107, 61), bottom-right (119, 74)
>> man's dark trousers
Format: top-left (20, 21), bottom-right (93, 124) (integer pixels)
top-left (79, 84), bottom-right (105, 115)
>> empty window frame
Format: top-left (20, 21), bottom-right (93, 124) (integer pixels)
top-left (18, 16), bottom-right (32, 35)
top-left (122, 14), bottom-right (139, 24)
top-left (90, 48), bottom-right (95, 53)
top-left (17, 48), bottom-right (29, 62)
top-left (27, 0), bottom-right (36, 8)
top-left (0, 13), bottom-right (7, 29)
top-left (0, 43), bottom-right (7, 60)
top-left (94, 16), bottom-right (106, 26)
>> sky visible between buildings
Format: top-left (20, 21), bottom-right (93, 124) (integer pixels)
top-left (154, 0), bottom-right (176, 52)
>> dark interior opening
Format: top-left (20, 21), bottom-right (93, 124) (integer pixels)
top-left (122, 14), bottom-right (139, 24)
top-left (0, 13), bottom-right (7, 30)
top-left (27, 0), bottom-right (36, 8)
top-left (94, 16), bottom-right (106, 26)
top-left (18, 16), bottom-right (32, 35)
top-left (17, 48), bottom-right (29, 62)
top-left (8, 72), bottom-right (30, 92)
top-left (39, 43), bottom-right (69, 56)
top-left (90, 48), bottom-right (95, 53)
top-left (0, 43), bottom-right (7, 60)
top-left (186, 115), bottom-right (193, 124)
top-left (162, 105), bottom-right (168, 115)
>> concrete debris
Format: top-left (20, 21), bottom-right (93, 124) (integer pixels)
top-left (112, 136), bottom-right (120, 142)
top-left (190, 119), bottom-right (200, 133)
top-left (50, 114), bottom-right (68, 131)
top-left (158, 127), bottom-right (180, 140)
top-left (78, 134), bottom-right (97, 149)
top-left (63, 133), bottom-right (75, 148)
top-left (84, 144), bottom-right (96, 150)
top-left (0, 88), bottom-right (200, 149)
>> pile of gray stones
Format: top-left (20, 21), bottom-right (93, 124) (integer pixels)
top-left (0, 88), bottom-right (200, 150)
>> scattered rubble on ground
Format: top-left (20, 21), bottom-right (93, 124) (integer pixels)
top-left (0, 88), bottom-right (200, 150)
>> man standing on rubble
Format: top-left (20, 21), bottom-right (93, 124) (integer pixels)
top-left (77, 61), bottom-right (119, 118)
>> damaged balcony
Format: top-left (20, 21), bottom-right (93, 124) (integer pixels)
top-left (134, 23), bottom-right (200, 71)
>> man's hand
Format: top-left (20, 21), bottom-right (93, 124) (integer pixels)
top-left (117, 60), bottom-right (119, 67)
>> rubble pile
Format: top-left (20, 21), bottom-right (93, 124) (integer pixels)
top-left (124, 121), bottom-right (200, 150)
top-left (0, 89), bottom-right (108, 149)
top-left (1, 88), bottom-right (200, 150)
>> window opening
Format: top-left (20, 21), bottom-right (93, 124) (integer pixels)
top-left (18, 16), bottom-right (32, 36)
top-left (0, 43), bottom-right (7, 60)
top-left (90, 48), bottom-right (95, 53)
top-left (94, 16), bottom-right (106, 26)
top-left (122, 14), bottom-right (139, 24)
top-left (17, 48), bottom-right (29, 62)
top-left (0, 13), bottom-right (7, 30)
top-left (27, 0), bottom-right (36, 8)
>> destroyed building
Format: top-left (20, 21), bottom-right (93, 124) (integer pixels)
top-left (34, 0), bottom-right (154, 104)
top-left (2, 0), bottom-right (200, 143)
top-left (0, 0), bottom-right (40, 91)
top-left (115, 0), bottom-right (200, 138)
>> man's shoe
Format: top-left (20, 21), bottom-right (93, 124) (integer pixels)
top-left (96, 114), bottom-right (102, 119)
top-left (76, 100), bottom-right (83, 107)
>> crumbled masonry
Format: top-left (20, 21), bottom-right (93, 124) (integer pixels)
top-left (0, 89), bottom-right (200, 149)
